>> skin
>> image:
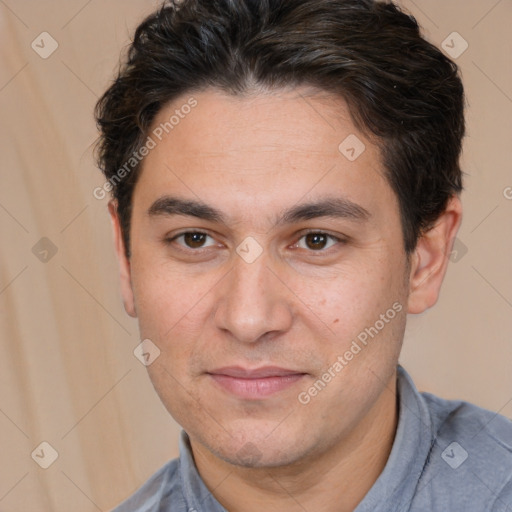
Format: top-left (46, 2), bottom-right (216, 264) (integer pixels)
top-left (109, 86), bottom-right (462, 511)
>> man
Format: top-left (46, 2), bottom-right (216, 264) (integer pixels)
top-left (95, 0), bottom-right (512, 510)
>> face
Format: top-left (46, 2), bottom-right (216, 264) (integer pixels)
top-left (116, 87), bottom-right (413, 468)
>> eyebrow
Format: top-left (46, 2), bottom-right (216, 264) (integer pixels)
top-left (147, 195), bottom-right (370, 226)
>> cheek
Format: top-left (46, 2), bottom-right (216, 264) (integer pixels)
top-left (291, 254), bottom-right (405, 334)
top-left (293, 263), bottom-right (407, 415)
top-left (129, 258), bottom-right (198, 339)
top-left (129, 255), bottom-right (231, 365)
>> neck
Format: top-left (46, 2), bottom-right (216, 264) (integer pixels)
top-left (191, 371), bottom-right (399, 512)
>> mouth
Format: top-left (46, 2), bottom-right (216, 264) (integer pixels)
top-left (206, 366), bottom-right (307, 399)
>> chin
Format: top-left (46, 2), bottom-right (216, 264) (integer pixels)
top-left (196, 424), bottom-right (315, 469)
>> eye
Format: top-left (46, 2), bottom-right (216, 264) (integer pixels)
top-left (294, 231), bottom-right (342, 252)
top-left (168, 231), bottom-right (217, 250)
top-left (166, 230), bottom-right (344, 254)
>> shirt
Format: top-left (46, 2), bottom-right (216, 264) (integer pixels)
top-left (112, 365), bottom-right (512, 511)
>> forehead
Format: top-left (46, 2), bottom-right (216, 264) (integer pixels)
top-left (148, 86), bottom-right (369, 160)
top-left (133, 86), bottom-right (395, 227)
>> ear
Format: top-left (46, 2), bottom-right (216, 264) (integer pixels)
top-left (108, 200), bottom-right (137, 318)
top-left (407, 195), bottom-right (463, 314)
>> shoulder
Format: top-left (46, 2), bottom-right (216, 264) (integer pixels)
top-left (422, 390), bottom-right (512, 460)
top-left (420, 390), bottom-right (512, 508)
top-left (112, 457), bottom-right (187, 512)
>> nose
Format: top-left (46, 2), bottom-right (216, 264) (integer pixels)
top-left (213, 249), bottom-right (294, 344)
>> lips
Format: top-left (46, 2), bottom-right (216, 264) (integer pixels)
top-left (207, 366), bottom-right (307, 399)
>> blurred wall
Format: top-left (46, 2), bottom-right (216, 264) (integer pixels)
top-left (0, 1), bottom-right (510, 510)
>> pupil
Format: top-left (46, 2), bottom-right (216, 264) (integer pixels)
top-left (306, 233), bottom-right (326, 250)
top-left (185, 233), bottom-right (205, 248)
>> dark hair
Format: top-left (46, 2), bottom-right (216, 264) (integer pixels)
top-left (95, 0), bottom-right (465, 257)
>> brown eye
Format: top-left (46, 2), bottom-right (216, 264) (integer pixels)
top-left (168, 231), bottom-right (217, 250)
top-left (183, 232), bottom-right (208, 248)
top-left (305, 233), bottom-right (328, 250)
top-left (295, 232), bottom-right (341, 252)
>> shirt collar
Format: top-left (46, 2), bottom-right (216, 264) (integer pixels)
top-left (179, 430), bottom-right (227, 511)
top-left (354, 365), bottom-right (435, 511)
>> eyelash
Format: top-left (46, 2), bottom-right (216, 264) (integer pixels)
top-left (165, 230), bottom-right (345, 255)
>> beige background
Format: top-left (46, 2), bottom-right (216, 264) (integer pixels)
top-left (0, 1), bottom-right (511, 510)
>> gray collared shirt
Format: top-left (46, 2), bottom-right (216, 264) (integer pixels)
top-left (113, 366), bottom-right (512, 511)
